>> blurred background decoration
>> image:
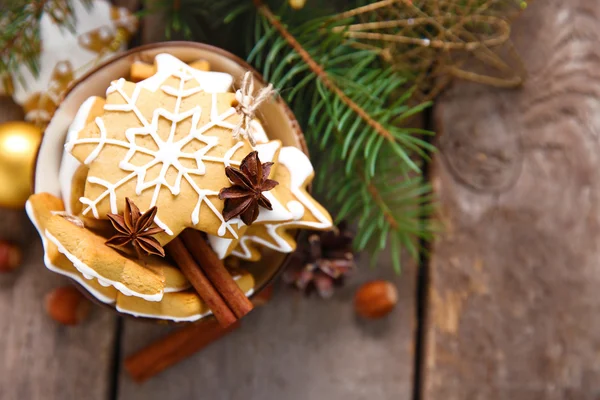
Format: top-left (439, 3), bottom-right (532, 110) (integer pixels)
top-left (0, 0), bottom-right (137, 209)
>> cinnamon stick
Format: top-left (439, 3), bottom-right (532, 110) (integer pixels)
top-left (165, 237), bottom-right (236, 327)
top-left (125, 318), bottom-right (241, 383)
top-left (180, 229), bottom-right (254, 319)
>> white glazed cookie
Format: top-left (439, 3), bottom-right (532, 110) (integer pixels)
top-left (27, 193), bottom-right (194, 309)
top-left (131, 58), bottom-right (211, 82)
top-left (205, 140), bottom-right (294, 259)
top-left (116, 269), bottom-right (254, 322)
top-left (232, 146), bottom-right (333, 261)
top-left (66, 55), bottom-right (293, 244)
top-left (26, 193), bottom-right (119, 303)
top-left (59, 96), bottom-right (106, 214)
top-left (135, 53), bottom-right (232, 93)
top-left (44, 213), bottom-right (166, 302)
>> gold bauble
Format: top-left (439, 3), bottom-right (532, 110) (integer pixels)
top-left (289, 0), bottom-right (306, 10)
top-left (0, 121), bottom-right (43, 209)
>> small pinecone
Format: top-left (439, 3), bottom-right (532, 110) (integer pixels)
top-left (283, 223), bottom-right (355, 298)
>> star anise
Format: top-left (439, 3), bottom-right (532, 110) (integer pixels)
top-left (106, 198), bottom-right (165, 258)
top-left (219, 151), bottom-right (279, 225)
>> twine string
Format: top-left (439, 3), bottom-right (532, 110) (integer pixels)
top-left (232, 71), bottom-right (275, 146)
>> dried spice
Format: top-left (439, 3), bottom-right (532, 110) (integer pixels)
top-left (106, 198), bottom-right (165, 258)
top-left (283, 222), bottom-right (355, 298)
top-left (219, 151), bottom-right (279, 225)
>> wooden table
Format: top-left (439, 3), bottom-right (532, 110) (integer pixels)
top-left (1, 0), bottom-right (599, 398)
top-left (424, 0), bottom-right (600, 398)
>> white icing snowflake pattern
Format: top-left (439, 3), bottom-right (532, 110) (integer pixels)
top-left (67, 63), bottom-right (249, 238)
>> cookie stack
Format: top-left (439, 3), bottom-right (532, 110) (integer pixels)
top-left (26, 53), bottom-right (332, 323)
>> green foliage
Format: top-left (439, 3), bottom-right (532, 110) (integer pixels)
top-left (145, 0), bottom-right (212, 41)
top-left (1, 3), bottom-right (43, 80)
top-left (155, 0), bottom-right (436, 271)
top-left (0, 0), bottom-right (92, 81)
top-left (241, 3), bottom-right (435, 271)
top-left (322, 148), bottom-right (435, 272)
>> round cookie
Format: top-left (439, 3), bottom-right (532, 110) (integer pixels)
top-left (115, 269), bottom-right (254, 322)
top-left (27, 193), bottom-right (198, 307)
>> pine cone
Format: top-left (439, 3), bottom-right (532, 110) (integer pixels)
top-left (283, 222), bottom-right (355, 298)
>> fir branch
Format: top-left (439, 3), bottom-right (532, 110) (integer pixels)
top-left (0, 1), bottom-right (45, 79)
top-left (146, 0), bottom-right (213, 40)
top-left (238, 1), bottom-right (435, 269)
top-left (251, 2), bottom-right (435, 176)
top-left (254, 1), bottom-right (395, 144)
top-left (318, 144), bottom-right (434, 272)
top-left (0, 0), bottom-right (91, 80)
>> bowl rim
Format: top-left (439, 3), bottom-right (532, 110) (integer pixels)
top-left (32, 41), bottom-right (308, 321)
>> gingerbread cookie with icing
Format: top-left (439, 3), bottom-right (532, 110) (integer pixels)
top-left (131, 58), bottom-right (210, 82)
top-left (44, 213), bottom-right (166, 301)
top-left (59, 96), bottom-right (106, 215)
top-left (66, 54), bottom-right (293, 244)
top-left (26, 193), bottom-right (119, 303)
top-left (116, 268), bottom-right (254, 322)
top-left (27, 193), bottom-right (192, 306)
top-left (231, 146), bottom-right (333, 261)
top-left (144, 259), bottom-right (190, 293)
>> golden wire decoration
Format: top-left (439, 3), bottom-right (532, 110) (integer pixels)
top-left (330, 0), bottom-right (531, 101)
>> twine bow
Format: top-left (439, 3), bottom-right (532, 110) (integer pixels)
top-left (232, 71), bottom-right (275, 146)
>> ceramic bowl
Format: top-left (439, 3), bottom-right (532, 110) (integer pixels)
top-left (33, 41), bottom-right (306, 320)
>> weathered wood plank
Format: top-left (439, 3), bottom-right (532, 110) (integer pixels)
top-left (0, 100), bottom-right (117, 400)
top-left (424, 1), bottom-right (600, 399)
top-left (117, 251), bottom-right (416, 400)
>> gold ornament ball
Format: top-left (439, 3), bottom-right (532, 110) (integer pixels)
top-left (0, 121), bottom-right (43, 209)
top-left (289, 0), bottom-right (306, 10)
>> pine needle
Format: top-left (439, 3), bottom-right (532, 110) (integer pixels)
top-left (0, 0), bottom-right (92, 80)
top-left (243, 1), bottom-right (435, 270)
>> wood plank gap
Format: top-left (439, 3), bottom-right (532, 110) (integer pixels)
top-left (108, 317), bottom-right (124, 400)
top-left (412, 104), bottom-right (435, 400)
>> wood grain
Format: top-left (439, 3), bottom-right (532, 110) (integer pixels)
top-left (0, 100), bottom-right (117, 400)
top-left (424, 1), bottom-right (600, 398)
top-left (117, 251), bottom-right (416, 400)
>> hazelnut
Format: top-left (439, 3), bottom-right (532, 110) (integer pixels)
top-left (45, 286), bottom-right (91, 326)
top-left (0, 239), bottom-right (22, 273)
top-left (354, 280), bottom-right (398, 319)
